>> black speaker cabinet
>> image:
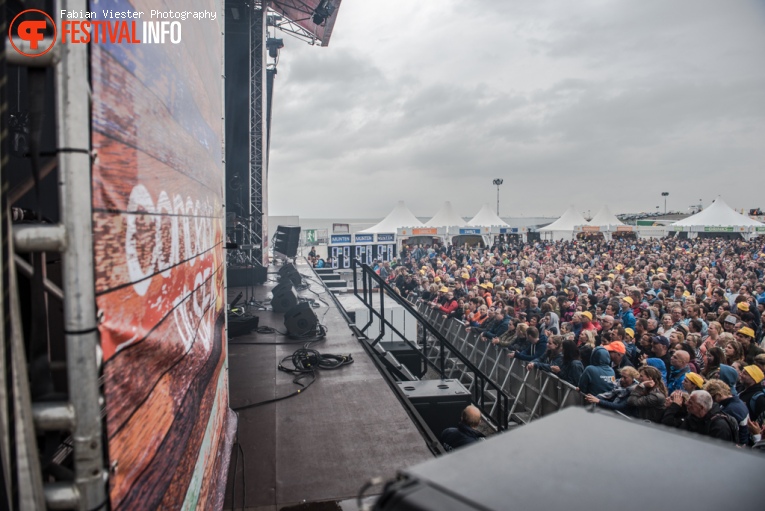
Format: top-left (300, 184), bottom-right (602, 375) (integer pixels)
top-left (380, 341), bottom-right (425, 378)
top-left (396, 380), bottom-right (472, 439)
top-left (228, 314), bottom-right (260, 337)
top-left (284, 302), bottom-right (318, 337)
top-left (278, 262), bottom-right (302, 286)
top-left (271, 282), bottom-right (299, 313)
top-left (274, 225), bottom-right (301, 258)
top-left (227, 266), bottom-right (268, 286)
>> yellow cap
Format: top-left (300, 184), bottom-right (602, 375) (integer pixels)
top-left (624, 328), bottom-right (635, 338)
top-left (685, 372), bottom-right (704, 389)
top-left (737, 302), bottom-right (750, 312)
top-left (581, 311), bottom-right (593, 320)
top-left (743, 365), bottom-right (764, 384)
top-left (440, 286), bottom-right (449, 293)
top-left (738, 327), bottom-right (755, 338)
top-left (623, 296), bottom-right (634, 305)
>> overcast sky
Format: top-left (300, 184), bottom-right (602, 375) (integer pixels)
top-left (267, 0), bottom-right (765, 219)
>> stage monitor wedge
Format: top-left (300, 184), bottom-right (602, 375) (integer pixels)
top-left (278, 262), bottom-right (302, 286)
top-left (274, 225), bottom-right (301, 258)
top-left (284, 302), bottom-right (318, 337)
top-left (271, 282), bottom-right (299, 313)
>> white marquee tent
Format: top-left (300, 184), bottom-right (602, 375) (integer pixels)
top-left (467, 203), bottom-right (509, 227)
top-left (359, 201), bottom-right (423, 234)
top-left (538, 206), bottom-right (588, 241)
top-left (588, 205), bottom-right (624, 229)
top-left (670, 197), bottom-right (765, 238)
top-left (425, 201), bottom-right (467, 228)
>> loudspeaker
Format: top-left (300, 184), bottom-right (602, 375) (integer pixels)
top-left (227, 266), bottom-right (268, 286)
top-left (380, 341), bottom-right (425, 378)
top-left (274, 225), bottom-right (301, 258)
top-left (396, 380), bottom-right (472, 439)
top-left (271, 282), bottom-right (299, 313)
top-left (284, 302), bottom-right (318, 337)
top-left (278, 262), bottom-right (302, 286)
top-left (228, 314), bottom-right (260, 337)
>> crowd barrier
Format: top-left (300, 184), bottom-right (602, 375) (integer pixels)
top-left (415, 302), bottom-right (584, 426)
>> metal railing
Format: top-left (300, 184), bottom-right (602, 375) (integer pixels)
top-left (414, 301), bottom-right (584, 427)
top-left (352, 261), bottom-right (510, 430)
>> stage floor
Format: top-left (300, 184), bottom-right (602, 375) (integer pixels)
top-left (223, 259), bottom-right (433, 510)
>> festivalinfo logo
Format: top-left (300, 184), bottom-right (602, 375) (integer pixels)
top-left (9, 8), bottom-right (217, 56)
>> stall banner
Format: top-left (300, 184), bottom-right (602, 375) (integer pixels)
top-left (90, 1), bottom-right (234, 509)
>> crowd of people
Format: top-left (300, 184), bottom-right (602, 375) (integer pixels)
top-left (373, 236), bottom-right (765, 449)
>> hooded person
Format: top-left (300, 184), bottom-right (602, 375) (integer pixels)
top-left (578, 346), bottom-right (616, 395)
top-left (543, 312), bottom-right (560, 336)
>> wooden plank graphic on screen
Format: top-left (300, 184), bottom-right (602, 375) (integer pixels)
top-left (90, 1), bottom-right (233, 509)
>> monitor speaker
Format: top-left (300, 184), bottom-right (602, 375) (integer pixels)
top-left (284, 302), bottom-right (318, 337)
top-left (271, 281), bottom-right (299, 313)
top-left (278, 262), bottom-right (302, 286)
top-left (274, 225), bottom-right (301, 258)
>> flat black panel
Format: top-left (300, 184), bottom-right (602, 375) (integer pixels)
top-left (382, 408), bottom-right (762, 511)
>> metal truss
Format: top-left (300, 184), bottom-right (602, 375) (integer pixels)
top-left (248, 3), bottom-right (268, 265)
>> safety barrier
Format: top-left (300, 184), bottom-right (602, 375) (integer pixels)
top-left (416, 302), bottom-right (584, 426)
top-left (352, 261), bottom-right (510, 430)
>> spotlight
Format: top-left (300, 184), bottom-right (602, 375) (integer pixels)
top-left (312, 0), bottom-right (335, 25)
top-left (267, 38), bottom-right (283, 59)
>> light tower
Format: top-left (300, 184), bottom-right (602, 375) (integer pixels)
top-left (493, 178), bottom-right (504, 216)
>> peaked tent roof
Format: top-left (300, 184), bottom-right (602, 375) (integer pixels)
top-left (425, 201), bottom-right (466, 227)
top-left (359, 201), bottom-right (423, 233)
top-left (589, 205), bottom-right (624, 228)
top-left (538, 206), bottom-right (588, 232)
top-left (467, 203), bottom-right (509, 227)
top-left (671, 197), bottom-right (765, 227)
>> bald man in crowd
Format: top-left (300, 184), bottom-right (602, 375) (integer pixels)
top-left (440, 405), bottom-right (485, 451)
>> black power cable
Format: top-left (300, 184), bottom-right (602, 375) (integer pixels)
top-left (231, 348), bottom-right (353, 412)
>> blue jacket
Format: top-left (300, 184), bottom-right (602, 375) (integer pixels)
top-left (719, 395), bottom-right (750, 445)
top-left (578, 347), bottom-right (616, 395)
top-left (667, 366), bottom-right (690, 394)
top-left (621, 309), bottom-right (636, 330)
top-left (440, 423), bottom-right (485, 451)
top-left (515, 336), bottom-right (548, 362)
top-left (482, 316), bottom-right (510, 340)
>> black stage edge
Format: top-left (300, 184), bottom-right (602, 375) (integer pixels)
top-left (224, 259), bottom-right (433, 510)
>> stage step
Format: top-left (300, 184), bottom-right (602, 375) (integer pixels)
top-left (320, 274), bottom-right (343, 281)
top-left (325, 280), bottom-right (347, 289)
top-left (314, 268), bottom-right (336, 275)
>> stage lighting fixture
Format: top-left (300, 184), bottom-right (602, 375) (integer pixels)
top-left (312, 0), bottom-right (335, 25)
top-left (267, 38), bottom-right (283, 59)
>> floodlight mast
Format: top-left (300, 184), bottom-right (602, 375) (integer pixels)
top-left (493, 178), bottom-right (504, 216)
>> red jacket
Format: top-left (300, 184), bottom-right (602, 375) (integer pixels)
top-left (439, 299), bottom-right (459, 314)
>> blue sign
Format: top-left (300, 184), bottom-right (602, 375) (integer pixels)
top-left (330, 234), bottom-right (352, 244)
top-left (500, 228), bottom-right (519, 234)
top-left (459, 228), bottom-right (481, 235)
top-left (377, 233), bottom-right (395, 242)
top-left (354, 234), bottom-right (374, 243)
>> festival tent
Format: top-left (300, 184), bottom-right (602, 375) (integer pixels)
top-left (359, 201), bottom-right (423, 234)
top-left (538, 206), bottom-right (588, 241)
top-left (425, 201), bottom-right (467, 228)
top-left (669, 196), bottom-right (765, 239)
top-left (588, 205), bottom-right (624, 229)
top-left (467, 203), bottom-right (510, 227)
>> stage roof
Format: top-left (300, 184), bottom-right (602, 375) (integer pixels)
top-left (270, 0), bottom-right (344, 46)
